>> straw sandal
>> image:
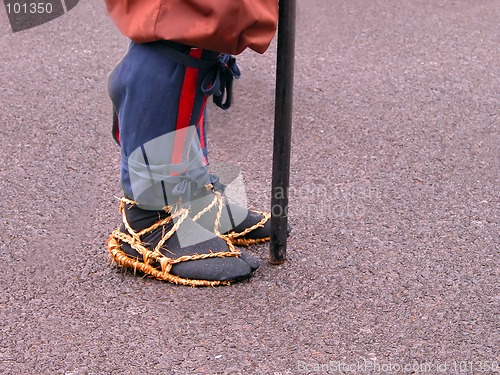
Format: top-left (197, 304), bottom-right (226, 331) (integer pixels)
top-left (190, 184), bottom-right (272, 246)
top-left (107, 198), bottom-right (259, 287)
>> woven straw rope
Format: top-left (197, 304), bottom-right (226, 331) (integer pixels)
top-left (107, 197), bottom-right (241, 287)
top-left (191, 188), bottom-right (271, 246)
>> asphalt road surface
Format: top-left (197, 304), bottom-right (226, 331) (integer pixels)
top-left (1, 0), bottom-right (498, 374)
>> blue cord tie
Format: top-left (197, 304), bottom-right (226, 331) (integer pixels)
top-left (201, 54), bottom-right (241, 110)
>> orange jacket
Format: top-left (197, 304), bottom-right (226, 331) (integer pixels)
top-left (105, 0), bottom-right (278, 55)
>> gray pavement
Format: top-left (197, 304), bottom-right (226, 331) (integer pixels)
top-left (1, 0), bottom-right (498, 374)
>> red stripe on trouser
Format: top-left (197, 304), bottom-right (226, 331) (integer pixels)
top-left (113, 111), bottom-right (120, 144)
top-left (171, 48), bottom-right (203, 175)
top-left (197, 98), bottom-right (209, 165)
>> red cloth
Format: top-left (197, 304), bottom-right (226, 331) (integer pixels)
top-left (105, 0), bottom-right (278, 55)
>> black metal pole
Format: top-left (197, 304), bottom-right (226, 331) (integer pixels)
top-left (269, 0), bottom-right (296, 264)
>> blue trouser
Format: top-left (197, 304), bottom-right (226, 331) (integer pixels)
top-left (108, 41), bottom-right (239, 209)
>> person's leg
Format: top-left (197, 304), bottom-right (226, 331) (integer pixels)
top-left (107, 41), bottom-right (258, 286)
top-left (188, 55), bottom-right (275, 246)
